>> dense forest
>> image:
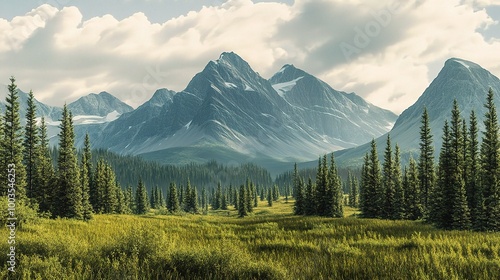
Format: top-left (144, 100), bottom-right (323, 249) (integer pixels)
top-left (346, 89), bottom-right (499, 232)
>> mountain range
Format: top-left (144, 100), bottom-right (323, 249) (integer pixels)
top-left (91, 52), bottom-right (396, 170)
top-left (2, 53), bottom-right (498, 175)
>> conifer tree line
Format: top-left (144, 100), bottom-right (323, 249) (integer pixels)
top-left (359, 88), bottom-right (500, 232)
top-left (0, 77), bottom-right (291, 219)
top-left (293, 154), bottom-right (344, 218)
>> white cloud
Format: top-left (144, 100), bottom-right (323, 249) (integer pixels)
top-left (0, 0), bottom-right (499, 114)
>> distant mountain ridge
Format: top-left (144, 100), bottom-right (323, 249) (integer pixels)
top-left (67, 91), bottom-right (133, 116)
top-left (333, 57), bottom-right (500, 168)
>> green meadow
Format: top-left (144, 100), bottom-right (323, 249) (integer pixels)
top-left (1, 200), bottom-right (500, 279)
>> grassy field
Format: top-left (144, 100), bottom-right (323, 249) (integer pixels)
top-left (1, 200), bottom-right (500, 279)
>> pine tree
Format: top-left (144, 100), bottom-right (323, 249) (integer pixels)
top-left (467, 111), bottom-right (483, 230)
top-left (56, 105), bottom-right (82, 219)
top-left (23, 90), bottom-right (39, 200)
top-left (328, 153), bottom-right (343, 217)
top-left (103, 164), bottom-right (118, 214)
top-left (222, 189), bottom-right (228, 210)
top-left (150, 186), bottom-right (157, 209)
top-left (245, 180), bottom-right (254, 213)
top-left (253, 187), bottom-right (258, 208)
top-left (480, 88), bottom-right (500, 231)
top-left (315, 155), bottom-right (329, 216)
top-left (382, 134), bottom-right (395, 219)
top-left (272, 184), bottom-right (280, 201)
top-left (361, 139), bottom-right (383, 218)
top-left (167, 182), bottom-right (180, 213)
top-left (348, 172), bottom-right (358, 208)
top-left (418, 107), bottom-right (435, 215)
top-left (184, 179), bottom-right (197, 213)
top-left (189, 186), bottom-right (198, 213)
top-left (360, 153), bottom-right (370, 216)
top-left (393, 144), bottom-right (405, 219)
top-left (2, 77), bottom-right (27, 199)
top-left (124, 185), bottom-right (134, 214)
top-left (80, 135), bottom-right (93, 220)
top-left (293, 163), bottom-right (299, 198)
top-left (304, 178), bottom-right (315, 215)
top-left (267, 187), bottom-right (273, 207)
top-left (404, 157), bottom-right (423, 220)
top-left (201, 186), bottom-right (207, 211)
top-left (135, 179), bottom-right (148, 214)
top-left (431, 121), bottom-right (451, 226)
top-left (294, 177), bottom-right (305, 215)
top-left (33, 117), bottom-right (55, 214)
top-left (115, 185), bottom-right (126, 214)
top-left (239, 185), bottom-right (248, 217)
top-left (449, 100), bottom-right (471, 230)
top-left (213, 182), bottom-right (222, 210)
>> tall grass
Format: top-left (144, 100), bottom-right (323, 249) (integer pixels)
top-left (1, 200), bottom-right (499, 279)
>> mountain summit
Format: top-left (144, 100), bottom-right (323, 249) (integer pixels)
top-left (68, 91), bottom-right (133, 116)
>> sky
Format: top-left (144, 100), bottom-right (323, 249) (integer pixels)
top-left (0, 0), bottom-right (499, 114)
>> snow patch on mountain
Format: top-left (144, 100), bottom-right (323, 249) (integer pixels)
top-left (455, 59), bottom-right (471, 71)
top-left (272, 76), bottom-right (304, 97)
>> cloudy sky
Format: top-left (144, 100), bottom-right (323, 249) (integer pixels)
top-left (0, 0), bottom-right (499, 114)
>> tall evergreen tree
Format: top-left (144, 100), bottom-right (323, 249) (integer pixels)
top-left (361, 139), bottom-right (383, 218)
top-left (431, 121), bottom-right (451, 226)
top-left (184, 179), bottom-right (197, 213)
top-left (80, 136), bottom-right (93, 220)
top-left (135, 179), bottom-right (148, 214)
top-left (2, 77), bottom-right (27, 199)
top-left (393, 145), bottom-right (405, 219)
top-left (213, 182), bottom-right (222, 210)
top-left (467, 111), bottom-right (483, 230)
top-left (294, 177), bottom-right (305, 215)
top-left (103, 164), bottom-right (118, 214)
top-left (328, 153), bottom-right (343, 217)
top-left (348, 172), bottom-right (358, 208)
top-left (33, 117), bottom-right (55, 214)
top-left (293, 163), bottom-right (299, 198)
top-left (56, 105), bottom-right (82, 219)
top-left (23, 90), bottom-right (39, 200)
top-left (201, 186), bottom-right (207, 211)
top-left (382, 134), bottom-right (395, 219)
top-left (449, 100), bottom-right (471, 230)
top-left (222, 188), bottom-right (228, 210)
top-left (404, 157), bottom-right (423, 220)
top-left (315, 155), bottom-right (329, 216)
top-left (167, 182), bottom-right (180, 213)
top-left (418, 107), bottom-right (435, 214)
top-left (304, 178), bottom-right (315, 215)
top-left (124, 185), bottom-right (134, 214)
top-left (480, 88), bottom-right (500, 231)
top-left (267, 187), bottom-right (273, 207)
top-left (239, 185), bottom-right (248, 217)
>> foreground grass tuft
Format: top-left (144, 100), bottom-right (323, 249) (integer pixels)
top-left (1, 201), bottom-right (499, 279)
